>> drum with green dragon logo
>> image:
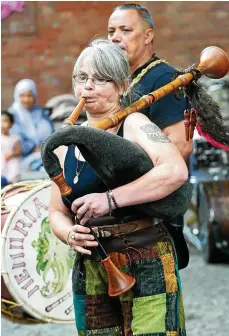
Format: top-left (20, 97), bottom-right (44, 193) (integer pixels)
top-left (1, 180), bottom-right (75, 323)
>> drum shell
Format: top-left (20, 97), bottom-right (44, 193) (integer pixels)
top-left (198, 180), bottom-right (229, 243)
top-left (1, 184), bottom-right (35, 303)
top-left (1, 181), bottom-right (75, 323)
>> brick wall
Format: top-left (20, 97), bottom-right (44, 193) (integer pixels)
top-left (1, 1), bottom-right (229, 108)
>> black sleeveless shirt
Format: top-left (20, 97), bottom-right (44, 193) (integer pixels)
top-left (61, 123), bottom-right (141, 218)
top-left (61, 123), bottom-right (189, 268)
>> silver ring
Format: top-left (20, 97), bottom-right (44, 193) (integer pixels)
top-left (71, 233), bottom-right (76, 240)
top-left (93, 215), bottom-right (98, 218)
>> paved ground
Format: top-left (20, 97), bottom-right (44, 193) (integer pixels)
top-left (181, 247), bottom-right (229, 336)
top-left (2, 246), bottom-right (229, 336)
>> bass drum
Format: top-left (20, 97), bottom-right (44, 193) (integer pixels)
top-left (1, 180), bottom-right (75, 323)
top-left (197, 180), bottom-right (229, 263)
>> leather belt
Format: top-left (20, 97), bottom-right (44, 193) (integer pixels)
top-left (96, 218), bottom-right (160, 238)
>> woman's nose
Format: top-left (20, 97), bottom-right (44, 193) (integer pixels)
top-left (84, 78), bottom-right (94, 90)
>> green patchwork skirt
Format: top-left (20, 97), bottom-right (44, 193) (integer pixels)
top-left (72, 240), bottom-right (186, 336)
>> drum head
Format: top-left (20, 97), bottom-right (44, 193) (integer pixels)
top-left (1, 181), bottom-right (75, 323)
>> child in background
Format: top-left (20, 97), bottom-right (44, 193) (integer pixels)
top-left (1, 111), bottom-right (22, 188)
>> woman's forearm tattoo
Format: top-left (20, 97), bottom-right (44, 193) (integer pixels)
top-left (140, 124), bottom-right (171, 143)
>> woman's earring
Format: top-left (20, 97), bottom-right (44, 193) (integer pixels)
top-left (120, 94), bottom-right (124, 108)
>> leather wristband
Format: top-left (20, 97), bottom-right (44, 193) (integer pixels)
top-left (108, 190), bottom-right (119, 209)
top-left (106, 191), bottom-right (113, 216)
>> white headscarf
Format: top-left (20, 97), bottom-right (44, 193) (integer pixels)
top-left (11, 79), bottom-right (38, 138)
top-left (14, 79), bottom-right (37, 102)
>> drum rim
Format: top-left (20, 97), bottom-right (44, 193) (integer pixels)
top-left (1, 180), bottom-right (74, 324)
top-left (1, 179), bottom-right (49, 196)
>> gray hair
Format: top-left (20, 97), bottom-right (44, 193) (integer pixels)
top-left (72, 38), bottom-right (130, 92)
top-left (113, 4), bottom-right (154, 29)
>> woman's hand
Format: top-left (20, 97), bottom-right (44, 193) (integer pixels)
top-left (67, 224), bottom-right (98, 255)
top-left (71, 193), bottom-right (111, 225)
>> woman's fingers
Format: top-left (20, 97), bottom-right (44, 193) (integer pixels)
top-left (74, 239), bottom-right (98, 247)
top-left (71, 198), bottom-right (84, 213)
top-left (71, 239), bottom-right (98, 255)
top-left (76, 203), bottom-right (89, 219)
top-left (72, 224), bottom-right (90, 233)
top-left (71, 232), bottom-right (95, 242)
top-left (69, 228), bottom-right (95, 242)
top-left (68, 224), bottom-right (98, 255)
top-left (73, 245), bottom-right (92, 255)
top-left (80, 210), bottom-right (93, 225)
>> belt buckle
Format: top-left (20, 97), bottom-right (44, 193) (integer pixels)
top-left (97, 228), bottom-right (112, 238)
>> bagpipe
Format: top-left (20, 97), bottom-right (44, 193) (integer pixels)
top-left (41, 46), bottom-right (229, 296)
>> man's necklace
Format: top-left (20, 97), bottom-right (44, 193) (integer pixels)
top-left (123, 58), bottom-right (168, 97)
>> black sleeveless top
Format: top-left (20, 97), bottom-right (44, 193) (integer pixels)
top-left (61, 123), bottom-right (140, 218)
top-left (61, 122), bottom-right (189, 268)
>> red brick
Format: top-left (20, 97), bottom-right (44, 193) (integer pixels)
top-left (2, 1), bottom-right (229, 108)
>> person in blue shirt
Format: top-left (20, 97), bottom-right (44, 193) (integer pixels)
top-left (8, 79), bottom-right (54, 171)
top-left (108, 3), bottom-right (193, 160)
top-left (108, 4), bottom-right (193, 270)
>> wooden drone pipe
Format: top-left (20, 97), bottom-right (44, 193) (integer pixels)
top-left (62, 97), bottom-right (86, 126)
top-left (53, 46), bottom-right (229, 197)
top-left (94, 46), bottom-right (229, 131)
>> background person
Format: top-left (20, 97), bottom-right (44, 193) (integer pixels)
top-left (108, 4), bottom-right (194, 268)
top-left (8, 78), bottom-right (54, 171)
top-left (108, 3), bottom-right (193, 160)
top-left (1, 110), bottom-right (22, 188)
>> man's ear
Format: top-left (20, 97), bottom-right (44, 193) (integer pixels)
top-left (145, 28), bottom-right (154, 45)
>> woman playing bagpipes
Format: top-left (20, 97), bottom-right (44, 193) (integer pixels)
top-left (43, 38), bottom-right (229, 335)
top-left (47, 39), bottom-right (190, 336)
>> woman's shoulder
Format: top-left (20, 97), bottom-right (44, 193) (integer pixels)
top-left (124, 112), bottom-right (155, 141)
top-left (125, 112), bottom-right (152, 127)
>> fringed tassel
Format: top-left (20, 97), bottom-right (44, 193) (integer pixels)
top-left (174, 68), bottom-right (229, 150)
top-left (196, 123), bottom-right (229, 151)
top-left (185, 81), bottom-right (229, 149)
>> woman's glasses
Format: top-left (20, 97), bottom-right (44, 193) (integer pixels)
top-left (73, 74), bottom-right (112, 86)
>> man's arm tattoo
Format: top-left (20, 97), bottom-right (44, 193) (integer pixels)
top-left (140, 124), bottom-right (171, 143)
